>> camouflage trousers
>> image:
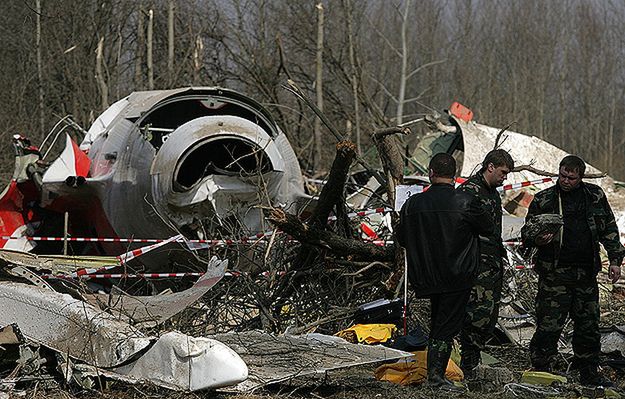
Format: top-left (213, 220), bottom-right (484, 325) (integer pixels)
top-left (460, 254), bottom-right (503, 367)
top-left (529, 266), bottom-right (600, 370)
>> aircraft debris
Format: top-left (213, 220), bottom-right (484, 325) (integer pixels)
top-left (211, 331), bottom-right (411, 392)
top-left (0, 87), bottom-right (309, 270)
top-left (0, 279), bottom-right (248, 391)
top-left (89, 256), bottom-right (227, 327)
top-left (0, 280), bottom-right (151, 367)
top-left (410, 103), bottom-right (625, 241)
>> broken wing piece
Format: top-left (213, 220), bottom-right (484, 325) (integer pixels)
top-left (95, 256), bottom-right (228, 327)
top-left (0, 281), bottom-right (151, 367)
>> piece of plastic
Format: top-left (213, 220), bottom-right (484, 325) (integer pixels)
top-left (374, 350), bottom-right (463, 385)
top-left (335, 323), bottom-right (396, 344)
top-left (520, 370), bottom-right (567, 385)
top-left (449, 102), bottom-right (473, 122)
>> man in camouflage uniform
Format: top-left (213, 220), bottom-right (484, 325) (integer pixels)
top-left (522, 155), bottom-right (624, 387)
top-left (458, 149), bottom-right (514, 377)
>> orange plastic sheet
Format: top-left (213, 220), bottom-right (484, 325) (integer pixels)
top-left (335, 323), bottom-right (397, 344)
top-left (374, 350), bottom-right (464, 385)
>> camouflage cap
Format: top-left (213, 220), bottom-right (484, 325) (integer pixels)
top-left (524, 214), bottom-right (564, 239)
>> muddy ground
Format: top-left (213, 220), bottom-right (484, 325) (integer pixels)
top-left (4, 340), bottom-right (625, 399)
top-left (4, 270), bottom-right (625, 398)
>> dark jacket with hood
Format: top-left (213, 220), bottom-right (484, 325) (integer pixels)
top-left (521, 181), bottom-right (624, 275)
top-left (397, 183), bottom-right (494, 296)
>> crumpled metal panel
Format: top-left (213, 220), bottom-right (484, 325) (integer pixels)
top-left (94, 256), bottom-right (227, 327)
top-left (113, 331), bottom-right (249, 391)
top-left (0, 282), bottom-right (151, 367)
top-left (457, 118), bottom-right (625, 230)
top-left (458, 119), bottom-right (625, 204)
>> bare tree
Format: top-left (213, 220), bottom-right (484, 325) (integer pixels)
top-left (314, 2), bottom-right (325, 170)
top-left (147, 9), bottom-right (154, 90)
top-left (36, 0), bottom-right (45, 139)
top-left (168, 0), bottom-right (175, 82)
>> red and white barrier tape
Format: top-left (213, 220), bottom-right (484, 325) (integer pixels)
top-left (116, 234), bottom-right (183, 265)
top-left (497, 177), bottom-right (555, 193)
top-left (0, 231), bottom-right (274, 244)
top-left (42, 270), bottom-right (287, 280)
top-left (0, 178), bottom-right (555, 251)
top-left (328, 207), bottom-right (392, 221)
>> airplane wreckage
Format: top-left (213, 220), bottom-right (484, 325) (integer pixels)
top-left (0, 87), bottom-right (624, 393)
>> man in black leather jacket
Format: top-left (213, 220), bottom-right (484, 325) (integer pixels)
top-left (397, 153), bottom-right (494, 390)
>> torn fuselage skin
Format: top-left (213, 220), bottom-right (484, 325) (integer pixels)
top-left (0, 88), bottom-right (306, 260)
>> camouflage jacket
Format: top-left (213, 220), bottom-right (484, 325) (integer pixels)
top-left (522, 182), bottom-right (625, 274)
top-left (458, 173), bottom-right (505, 257)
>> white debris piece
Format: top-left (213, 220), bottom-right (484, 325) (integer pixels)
top-left (95, 256), bottom-right (227, 327)
top-left (0, 281), bottom-right (151, 367)
top-left (113, 331), bottom-right (248, 391)
top-left (0, 280), bottom-right (249, 391)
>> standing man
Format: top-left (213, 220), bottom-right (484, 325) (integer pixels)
top-left (397, 153), bottom-right (493, 390)
top-left (522, 155), bottom-right (624, 386)
top-left (458, 149), bottom-right (514, 377)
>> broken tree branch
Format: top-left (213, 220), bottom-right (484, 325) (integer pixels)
top-left (283, 79), bottom-right (386, 187)
top-left (310, 141), bottom-right (356, 228)
top-left (513, 164), bottom-right (606, 179)
top-left (494, 121), bottom-right (515, 149)
top-left (267, 209), bottom-right (394, 261)
top-left (372, 126), bottom-right (406, 293)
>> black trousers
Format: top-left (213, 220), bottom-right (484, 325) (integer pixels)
top-left (429, 289), bottom-right (472, 342)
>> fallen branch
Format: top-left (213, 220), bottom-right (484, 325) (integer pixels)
top-left (286, 308), bottom-right (356, 335)
top-left (310, 141), bottom-right (356, 228)
top-left (268, 209), bottom-right (394, 261)
top-left (513, 164), bottom-right (606, 179)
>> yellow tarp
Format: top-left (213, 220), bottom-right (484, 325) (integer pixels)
top-left (520, 370), bottom-right (567, 385)
top-left (374, 350), bottom-right (464, 385)
top-left (335, 324), bottom-right (397, 344)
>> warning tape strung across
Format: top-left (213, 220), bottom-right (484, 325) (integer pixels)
top-left (41, 270), bottom-right (287, 280)
top-left (0, 231), bottom-right (273, 244)
top-left (328, 207), bottom-right (392, 221)
top-left (0, 178), bottom-right (556, 246)
top-left (496, 177), bottom-right (555, 193)
top-left (43, 272), bottom-right (205, 279)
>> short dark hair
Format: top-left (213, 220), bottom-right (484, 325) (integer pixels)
top-left (481, 149), bottom-right (514, 172)
top-left (559, 155), bottom-right (586, 177)
top-left (429, 153), bottom-right (456, 178)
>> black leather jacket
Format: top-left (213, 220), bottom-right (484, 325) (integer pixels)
top-left (397, 183), bottom-right (494, 296)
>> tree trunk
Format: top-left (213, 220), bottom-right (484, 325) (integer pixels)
top-left (344, 0), bottom-right (361, 155)
top-left (396, 0), bottom-right (411, 125)
top-left (314, 2), bottom-right (324, 170)
top-left (167, 0), bottom-right (175, 83)
top-left (372, 127), bottom-right (408, 292)
top-left (95, 37), bottom-right (109, 112)
top-left (134, 5), bottom-right (144, 89)
top-left (36, 0), bottom-right (45, 139)
top-left (193, 35), bottom-right (203, 85)
top-left (147, 9), bottom-right (154, 90)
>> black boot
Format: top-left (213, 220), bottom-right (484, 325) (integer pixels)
top-left (427, 340), bottom-right (465, 392)
top-left (460, 348), bottom-right (480, 380)
top-left (579, 365), bottom-right (613, 387)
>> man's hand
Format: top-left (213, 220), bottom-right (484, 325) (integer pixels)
top-left (535, 232), bottom-right (555, 246)
top-left (609, 264), bottom-right (621, 284)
